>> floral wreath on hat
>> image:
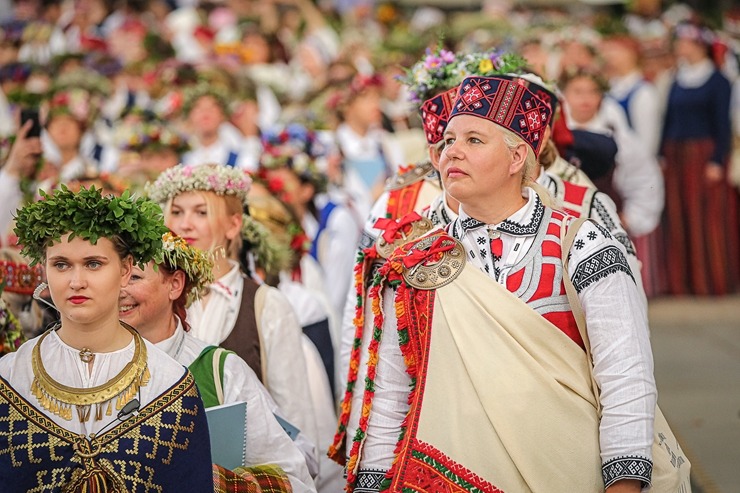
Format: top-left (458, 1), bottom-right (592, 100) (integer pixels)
top-left (14, 185), bottom-right (168, 268)
top-left (259, 123), bottom-right (328, 193)
top-left (456, 50), bottom-right (529, 80)
top-left (399, 46), bottom-right (459, 104)
top-left (146, 164), bottom-right (252, 209)
top-left (160, 232), bottom-right (215, 306)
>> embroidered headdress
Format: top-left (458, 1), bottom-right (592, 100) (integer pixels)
top-left (448, 75), bottom-right (553, 157)
top-left (13, 185), bottom-right (168, 267)
top-left (0, 259), bottom-right (44, 295)
top-left (160, 232), bottom-right (214, 306)
top-left (145, 164), bottom-right (252, 210)
top-left (414, 49), bottom-right (529, 145)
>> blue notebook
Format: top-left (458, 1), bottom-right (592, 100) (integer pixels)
top-left (206, 401), bottom-right (247, 470)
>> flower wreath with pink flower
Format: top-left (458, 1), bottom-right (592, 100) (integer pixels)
top-left (145, 163), bottom-right (252, 209)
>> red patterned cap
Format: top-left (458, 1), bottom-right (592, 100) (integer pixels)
top-left (449, 76), bottom-right (552, 157)
top-left (420, 86), bottom-right (459, 145)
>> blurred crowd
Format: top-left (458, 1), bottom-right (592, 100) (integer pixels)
top-left (0, 0), bottom-right (738, 488)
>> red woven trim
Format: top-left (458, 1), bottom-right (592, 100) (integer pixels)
top-left (330, 249), bottom-right (374, 465)
top-left (384, 281), bottom-right (435, 492)
top-left (400, 440), bottom-right (505, 493)
top-left (345, 270), bottom-right (388, 487)
top-left (386, 180), bottom-right (425, 220)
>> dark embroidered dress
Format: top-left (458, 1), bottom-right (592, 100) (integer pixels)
top-left (0, 371), bottom-right (213, 492)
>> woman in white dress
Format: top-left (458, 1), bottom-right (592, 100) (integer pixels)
top-left (0, 186), bottom-right (213, 491)
top-left (146, 163), bottom-right (321, 467)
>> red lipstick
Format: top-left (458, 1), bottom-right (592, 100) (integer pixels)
top-left (68, 296), bottom-right (89, 305)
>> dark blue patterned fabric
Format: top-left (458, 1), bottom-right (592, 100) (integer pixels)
top-left (449, 76), bottom-right (553, 157)
top-left (0, 372), bottom-right (213, 492)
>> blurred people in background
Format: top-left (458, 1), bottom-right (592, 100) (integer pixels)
top-left (659, 21), bottom-right (739, 296)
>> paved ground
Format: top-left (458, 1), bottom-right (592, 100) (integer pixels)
top-left (648, 295), bottom-right (740, 493)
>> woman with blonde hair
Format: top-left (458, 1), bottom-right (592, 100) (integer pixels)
top-left (147, 163), bottom-right (320, 473)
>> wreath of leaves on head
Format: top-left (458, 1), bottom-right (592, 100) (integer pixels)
top-left (241, 214), bottom-right (293, 277)
top-left (181, 82), bottom-right (231, 116)
top-left (160, 232), bottom-right (215, 306)
top-left (13, 185), bottom-right (169, 268)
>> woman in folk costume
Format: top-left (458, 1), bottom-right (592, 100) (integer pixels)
top-left (246, 186), bottom-right (344, 493)
top-left (146, 163), bottom-right (321, 471)
top-left (0, 186), bottom-right (213, 491)
top-left (660, 21), bottom-right (739, 295)
top-left (521, 73), bottom-right (647, 303)
top-left (119, 232), bottom-right (316, 493)
top-left (330, 76), bottom-right (659, 492)
top-left (335, 49), bottom-right (527, 395)
top-left (336, 49), bottom-right (610, 396)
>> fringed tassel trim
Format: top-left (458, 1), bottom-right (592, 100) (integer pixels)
top-left (330, 248), bottom-right (378, 466)
top-left (344, 273), bottom-right (387, 489)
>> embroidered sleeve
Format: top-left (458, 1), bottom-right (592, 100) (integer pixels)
top-left (591, 193), bottom-right (636, 256)
top-left (602, 456), bottom-right (653, 488)
top-left (568, 220), bottom-right (656, 484)
top-left (571, 244), bottom-right (634, 293)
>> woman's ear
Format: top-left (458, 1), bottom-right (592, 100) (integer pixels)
top-left (168, 270), bottom-right (186, 301)
top-left (509, 142), bottom-right (529, 176)
top-left (224, 213), bottom-right (243, 241)
top-left (120, 256), bottom-right (133, 287)
top-left (428, 143), bottom-right (442, 170)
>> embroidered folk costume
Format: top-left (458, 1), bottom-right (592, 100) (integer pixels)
top-left (330, 76), bottom-right (657, 492)
top-left (0, 186), bottom-right (213, 492)
top-left (147, 164), bottom-right (321, 467)
top-left (118, 232), bottom-right (315, 492)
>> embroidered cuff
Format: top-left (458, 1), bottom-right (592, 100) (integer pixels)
top-left (602, 456), bottom-right (653, 488)
top-left (354, 469), bottom-right (388, 493)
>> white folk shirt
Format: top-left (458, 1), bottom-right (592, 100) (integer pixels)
top-left (156, 322), bottom-right (316, 493)
top-left (565, 98), bottom-right (664, 236)
top-left (0, 330), bottom-right (188, 437)
top-left (186, 261), bottom-right (319, 448)
top-left (348, 188), bottom-right (656, 484)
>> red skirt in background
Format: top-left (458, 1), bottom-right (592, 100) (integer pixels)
top-left (661, 138), bottom-right (739, 296)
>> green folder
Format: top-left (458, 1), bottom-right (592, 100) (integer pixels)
top-left (206, 401), bottom-right (247, 470)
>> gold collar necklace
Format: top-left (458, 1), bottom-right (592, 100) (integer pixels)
top-left (30, 323), bottom-right (150, 423)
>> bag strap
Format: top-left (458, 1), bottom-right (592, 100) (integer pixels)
top-left (254, 284), bottom-right (269, 391)
top-left (211, 347), bottom-right (227, 406)
top-left (560, 216), bottom-right (603, 415)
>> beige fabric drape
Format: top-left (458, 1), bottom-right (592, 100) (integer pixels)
top-left (412, 263), bottom-right (604, 492)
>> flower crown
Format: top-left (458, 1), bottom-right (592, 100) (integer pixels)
top-left (456, 51), bottom-right (529, 80)
top-left (48, 89), bottom-right (91, 124)
top-left (51, 68), bottom-right (112, 98)
top-left (14, 185), bottom-right (168, 268)
top-left (181, 81), bottom-right (230, 116)
top-left (146, 164), bottom-right (252, 209)
top-left (120, 119), bottom-right (191, 155)
top-left (400, 46), bottom-right (459, 104)
top-left (160, 232), bottom-right (215, 306)
top-left (259, 124), bottom-right (328, 192)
